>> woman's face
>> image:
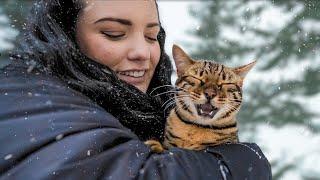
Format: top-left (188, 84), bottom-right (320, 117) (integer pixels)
top-left (76, 0), bottom-right (161, 93)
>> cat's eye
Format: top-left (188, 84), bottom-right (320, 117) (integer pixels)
top-left (220, 83), bottom-right (240, 93)
top-left (186, 81), bottom-right (196, 86)
top-left (227, 88), bottom-right (238, 93)
top-left (188, 76), bottom-right (204, 86)
top-left (183, 77), bottom-right (198, 86)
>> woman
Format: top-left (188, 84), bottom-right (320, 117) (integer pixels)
top-left (0, 0), bottom-right (271, 179)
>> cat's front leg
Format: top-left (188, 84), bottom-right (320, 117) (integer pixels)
top-left (144, 140), bottom-right (165, 153)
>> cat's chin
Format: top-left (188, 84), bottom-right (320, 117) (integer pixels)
top-left (195, 103), bottom-right (219, 119)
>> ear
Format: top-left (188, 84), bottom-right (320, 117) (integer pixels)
top-left (233, 60), bottom-right (257, 87)
top-left (172, 44), bottom-right (195, 76)
top-left (233, 60), bottom-right (257, 79)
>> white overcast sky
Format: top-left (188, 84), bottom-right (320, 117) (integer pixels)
top-left (157, 1), bottom-right (196, 55)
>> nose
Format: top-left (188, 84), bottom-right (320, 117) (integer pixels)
top-left (204, 88), bottom-right (217, 100)
top-left (127, 36), bottom-right (151, 62)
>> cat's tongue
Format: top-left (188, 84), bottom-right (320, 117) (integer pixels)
top-left (200, 103), bottom-right (213, 113)
top-left (198, 103), bottom-right (218, 118)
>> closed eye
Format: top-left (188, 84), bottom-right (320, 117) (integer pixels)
top-left (221, 83), bottom-right (241, 92)
top-left (101, 32), bottom-right (125, 40)
top-left (185, 79), bottom-right (195, 86)
top-left (145, 36), bottom-right (157, 42)
top-left (227, 88), bottom-right (238, 92)
top-left (189, 76), bottom-right (205, 86)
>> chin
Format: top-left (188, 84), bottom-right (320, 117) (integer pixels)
top-left (135, 85), bottom-right (148, 93)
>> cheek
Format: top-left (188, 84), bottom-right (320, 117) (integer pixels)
top-left (193, 88), bottom-right (202, 95)
top-left (220, 90), bottom-right (228, 99)
top-left (150, 44), bottom-right (161, 70)
top-left (94, 44), bottom-right (116, 65)
top-left (80, 35), bottom-right (124, 69)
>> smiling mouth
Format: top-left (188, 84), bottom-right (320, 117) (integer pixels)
top-left (196, 103), bottom-right (219, 118)
top-left (116, 70), bottom-right (146, 78)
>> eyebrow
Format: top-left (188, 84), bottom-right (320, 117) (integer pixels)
top-left (94, 17), bottom-right (160, 28)
top-left (146, 22), bottom-right (160, 28)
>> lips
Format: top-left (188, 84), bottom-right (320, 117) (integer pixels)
top-left (116, 69), bottom-right (148, 86)
top-left (117, 70), bottom-right (146, 78)
top-left (196, 103), bottom-right (219, 118)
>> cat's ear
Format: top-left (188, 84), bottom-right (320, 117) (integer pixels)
top-left (172, 44), bottom-right (195, 76)
top-left (233, 60), bottom-right (257, 79)
top-left (233, 61), bottom-right (256, 87)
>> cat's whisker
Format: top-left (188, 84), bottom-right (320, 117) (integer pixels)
top-left (162, 97), bottom-right (179, 108)
top-left (163, 102), bottom-right (175, 111)
top-left (221, 104), bottom-right (239, 115)
top-left (161, 97), bottom-right (176, 107)
top-left (165, 96), bottom-right (187, 109)
top-left (174, 86), bottom-right (189, 92)
top-left (175, 94), bottom-right (191, 99)
top-left (149, 84), bottom-right (175, 96)
top-left (162, 96), bottom-right (190, 110)
top-left (153, 90), bottom-right (181, 97)
top-left (163, 101), bottom-right (177, 115)
top-left (162, 93), bottom-right (192, 107)
top-left (163, 102), bottom-right (175, 112)
top-left (175, 99), bottom-right (192, 112)
top-left (154, 90), bottom-right (192, 97)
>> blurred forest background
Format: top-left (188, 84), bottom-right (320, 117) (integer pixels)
top-left (1, 0), bottom-right (319, 179)
top-left (184, 1), bottom-right (320, 179)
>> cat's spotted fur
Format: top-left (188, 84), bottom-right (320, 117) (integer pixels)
top-left (145, 45), bottom-right (256, 152)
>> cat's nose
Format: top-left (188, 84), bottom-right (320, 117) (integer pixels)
top-left (204, 89), bottom-right (217, 100)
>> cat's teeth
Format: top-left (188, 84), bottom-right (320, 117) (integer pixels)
top-left (200, 109), bottom-right (204, 114)
top-left (209, 111), bottom-right (214, 116)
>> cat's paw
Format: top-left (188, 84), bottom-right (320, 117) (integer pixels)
top-left (145, 140), bottom-right (164, 153)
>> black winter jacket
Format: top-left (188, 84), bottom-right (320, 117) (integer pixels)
top-left (0, 63), bottom-right (271, 180)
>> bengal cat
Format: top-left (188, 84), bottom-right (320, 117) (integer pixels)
top-left (145, 44), bottom-right (256, 152)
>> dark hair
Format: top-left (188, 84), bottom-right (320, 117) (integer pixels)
top-left (12, 0), bottom-right (173, 103)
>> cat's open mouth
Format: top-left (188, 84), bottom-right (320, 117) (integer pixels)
top-left (196, 103), bottom-right (219, 118)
